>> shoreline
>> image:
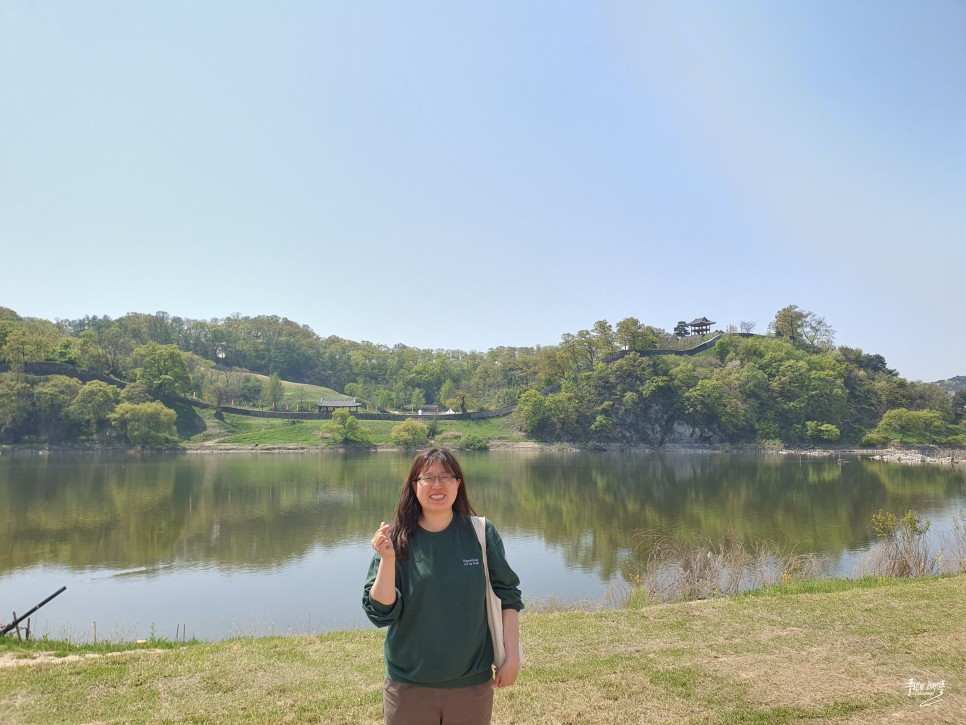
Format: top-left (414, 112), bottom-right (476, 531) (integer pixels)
top-left (3, 440), bottom-right (963, 468)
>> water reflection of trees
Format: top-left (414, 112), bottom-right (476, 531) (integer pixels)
top-left (463, 452), bottom-right (966, 580)
top-left (0, 453), bottom-right (401, 571)
top-left (1, 452), bottom-right (963, 584)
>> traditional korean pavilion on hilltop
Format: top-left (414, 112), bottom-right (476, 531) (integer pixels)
top-left (687, 317), bottom-right (715, 336)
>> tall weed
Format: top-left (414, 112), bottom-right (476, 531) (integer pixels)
top-left (946, 508), bottom-right (966, 574)
top-left (628, 530), bottom-right (826, 603)
top-left (860, 509), bottom-right (942, 577)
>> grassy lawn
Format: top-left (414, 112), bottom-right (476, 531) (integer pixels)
top-left (189, 410), bottom-right (526, 447)
top-left (2, 575), bottom-right (963, 723)
top-left (247, 374), bottom-right (345, 409)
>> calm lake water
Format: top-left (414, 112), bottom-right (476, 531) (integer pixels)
top-left (2, 449), bottom-right (964, 642)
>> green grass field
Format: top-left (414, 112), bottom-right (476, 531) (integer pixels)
top-left (190, 409), bottom-right (525, 447)
top-left (247, 374), bottom-right (345, 409)
top-left (2, 575), bottom-right (963, 723)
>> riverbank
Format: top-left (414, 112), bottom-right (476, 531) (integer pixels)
top-left (775, 444), bottom-right (966, 469)
top-left (1, 575), bottom-right (962, 723)
top-left (6, 440), bottom-right (963, 471)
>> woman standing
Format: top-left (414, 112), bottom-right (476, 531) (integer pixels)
top-left (363, 448), bottom-right (523, 725)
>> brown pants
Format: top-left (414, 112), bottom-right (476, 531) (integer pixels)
top-left (383, 679), bottom-right (494, 725)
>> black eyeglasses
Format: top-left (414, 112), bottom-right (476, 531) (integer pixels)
top-left (416, 474), bottom-right (458, 486)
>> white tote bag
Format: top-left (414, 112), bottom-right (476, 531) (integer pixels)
top-left (472, 516), bottom-right (520, 669)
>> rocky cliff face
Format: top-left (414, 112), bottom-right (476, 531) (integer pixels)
top-left (608, 409), bottom-right (725, 446)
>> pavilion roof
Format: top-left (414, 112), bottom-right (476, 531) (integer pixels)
top-left (688, 317), bottom-right (715, 326)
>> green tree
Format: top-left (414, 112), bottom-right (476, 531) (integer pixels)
top-left (439, 379), bottom-right (456, 407)
top-left (390, 419), bottom-right (430, 446)
top-left (68, 381), bottom-right (121, 438)
top-left (0, 374), bottom-right (32, 442)
top-left (33, 375), bottom-right (82, 441)
top-left (238, 376), bottom-right (263, 406)
top-left (683, 378), bottom-right (748, 437)
top-left (410, 388), bottom-right (426, 411)
top-left (133, 343), bottom-right (192, 398)
top-left (444, 389), bottom-right (476, 414)
top-left (262, 373), bottom-right (285, 411)
top-left (591, 320), bottom-right (617, 358)
top-left (768, 305), bottom-right (835, 348)
top-left (110, 401), bottom-right (178, 445)
top-left (322, 409), bottom-right (372, 445)
top-left (372, 387), bottom-right (395, 412)
top-left (513, 390), bottom-right (545, 434)
top-left (77, 322), bottom-right (134, 376)
top-left (866, 408), bottom-right (946, 444)
top-left (953, 391), bottom-right (966, 425)
top-left (615, 317), bottom-right (660, 351)
top-left (0, 321), bottom-right (59, 367)
top-left (120, 381), bottom-right (153, 404)
top-left (590, 413), bottom-right (615, 438)
top-left (544, 391), bottom-right (580, 438)
top-left (805, 421), bottom-right (841, 442)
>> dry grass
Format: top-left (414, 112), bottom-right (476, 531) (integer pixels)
top-left (630, 529), bottom-right (828, 603)
top-left (1, 576), bottom-right (964, 723)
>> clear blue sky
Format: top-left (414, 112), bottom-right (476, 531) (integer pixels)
top-left (2, 1), bottom-right (963, 382)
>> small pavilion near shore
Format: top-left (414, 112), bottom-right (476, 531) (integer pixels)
top-left (317, 398), bottom-right (362, 413)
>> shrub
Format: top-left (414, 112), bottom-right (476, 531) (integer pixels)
top-left (321, 410), bottom-right (372, 445)
top-left (513, 390), bottom-right (545, 434)
top-left (863, 510), bottom-right (940, 577)
top-left (460, 433), bottom-right (489, 450)
top-left (390, 419), bottom-right (429, 446)
top-left (806, 420), bottom-right (840, 442)
top-left (110, 401), bottom-right (178, 445)
top-left (860, 431), bottom-right (889, 446)
top-left (866, 408), bottom-right (947, 445)
top-left (590, 414), bottom-right (614, 438)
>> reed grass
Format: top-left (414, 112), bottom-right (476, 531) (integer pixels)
top-left (628, 529), bottom-right (828, 603)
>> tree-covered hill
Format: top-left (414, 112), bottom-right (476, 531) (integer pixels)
top-left (1, 304), bottom-right (963, 447)
top-left (936, 375), bottom-right (966, 393)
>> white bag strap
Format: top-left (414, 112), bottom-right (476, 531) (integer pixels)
top-left (472, 516), bottom-right (489, 572)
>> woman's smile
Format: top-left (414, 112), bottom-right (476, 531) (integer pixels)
top-left (414, 462), bottom-right (461, 515)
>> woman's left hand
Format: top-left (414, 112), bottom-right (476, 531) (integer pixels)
top-left (493, 608), bottom-right (521, 689)
top-left (493, 653), bottom-right (520, 689)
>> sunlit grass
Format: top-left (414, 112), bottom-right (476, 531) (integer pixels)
top-left (191, 411), bottom-right (525, 447)
top-left (2, 576), bottom-right (963, 723)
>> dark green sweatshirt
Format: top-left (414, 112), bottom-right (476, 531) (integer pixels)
top-left (362, 515), bottom-right (523, 688)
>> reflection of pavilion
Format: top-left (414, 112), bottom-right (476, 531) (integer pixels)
top-left (687, 317), bottom-right (715, 336)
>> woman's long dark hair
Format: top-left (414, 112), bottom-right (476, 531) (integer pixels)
top-left (389, 448), bottom-right (476, 561)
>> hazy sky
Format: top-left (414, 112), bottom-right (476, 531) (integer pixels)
top-left (2, 2), bottom-right (963, 382)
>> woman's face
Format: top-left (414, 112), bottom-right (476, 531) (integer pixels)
top-left (412, 460), bottom-right (461, 514)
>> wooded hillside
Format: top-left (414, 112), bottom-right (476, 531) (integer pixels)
top-left (1, 305), bottom-right (963, 447)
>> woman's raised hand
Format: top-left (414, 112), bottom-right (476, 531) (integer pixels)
top-left (371, 522), bottom-right (395, 559)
